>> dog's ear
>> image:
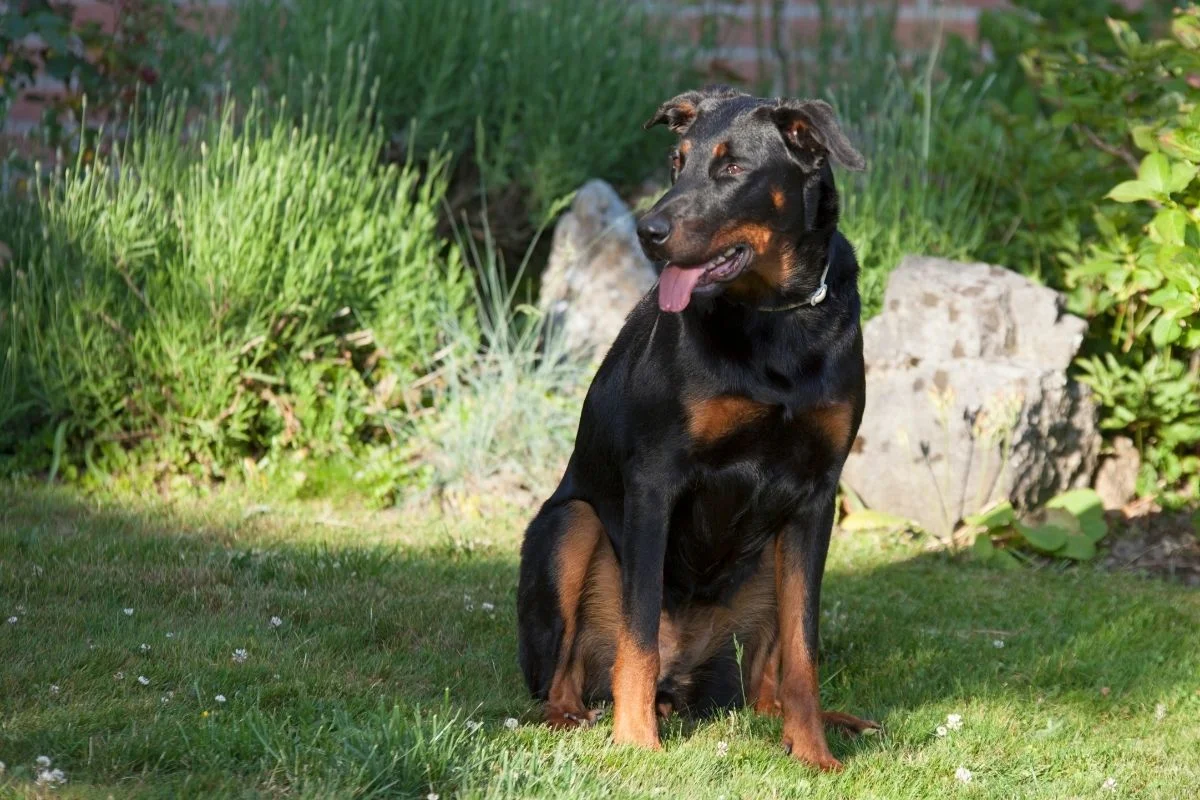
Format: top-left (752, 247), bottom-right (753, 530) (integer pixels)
top-left (644, 91), bottom-right (706, 135)
top-left (644, 86), bottom-right (742, 135)
top-left (755, 99), bottom-right (866, 171)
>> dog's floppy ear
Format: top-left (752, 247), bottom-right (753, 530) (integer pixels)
top-left (644, 86), bottom-right (743, 135)
top-left (644, 90), bottom-right (707, 135)
top-left (755, 99), bottom-right (866, 171)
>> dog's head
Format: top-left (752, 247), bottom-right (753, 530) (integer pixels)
top-left (638, 87), bottom-right (865, 312)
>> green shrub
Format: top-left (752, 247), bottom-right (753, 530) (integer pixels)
top-left (951, 0), bottom-right (1171, 281)
top-left (1057, 7), bottom-right (1200, 504)
top-left (228, 0), bottom-right (690, 232)
top-left (0, 67), bottom-right (471, 486)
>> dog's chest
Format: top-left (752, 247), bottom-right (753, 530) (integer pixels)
top-left (663, 397), bottom-right (851, 606)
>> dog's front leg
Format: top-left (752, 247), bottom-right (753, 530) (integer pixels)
top-left (775, 499), bottom-right (841, 771)
top-left (610, 481), bottom-right (671, 750)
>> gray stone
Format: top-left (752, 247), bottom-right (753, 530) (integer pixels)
top-left (1094, 436), bottom-right (1140, 511)
top-left (841, 256), bottom-right (1101, 536)
top-left (538, 180), bottom-right (657, 359)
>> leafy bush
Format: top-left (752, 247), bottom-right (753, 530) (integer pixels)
top-left (966, 490), bottom-right (1109, 567)
top-left (228, 0), bottom-right (690, 235)
top-left (947, 0), bottom-right (1171, 280)
top-left (1057, 8), bottom-right (1200, 504)
top-left (0, 67), bottom-right (471, 487)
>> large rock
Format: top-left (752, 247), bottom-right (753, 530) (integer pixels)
top-left (841, 256), bottom-right (1101, 536)
top-left (539, 180), bottom-right (657, 359)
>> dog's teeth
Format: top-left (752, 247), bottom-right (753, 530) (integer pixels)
top-left (724, 247), bottom-right (737, 257)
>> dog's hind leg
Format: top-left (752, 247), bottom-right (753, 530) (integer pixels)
top-left (517, 499), bottom-right (606, 728)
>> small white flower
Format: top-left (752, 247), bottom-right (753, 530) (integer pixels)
top-left (465, 720), bottom-right (483, 733)
top-left (36, 756), bottom-right (52, 768)
top-left (946, 713), bottom-right (963, 730)
top-left (160, 695), bottom-right (171, 704)
top-left (993, 639), bottom-right (1005, 649)
top-left (123, 608), bottom-right (134, 616)
top-left (481, 602), bottom-right (495, 613)
top-left (215, 694), bottom-right (227, 703)
top-left (36, 767), bottom-right (67, 786)
top-left (1155, 703), bottom-right (1167, 721)
top-left (49, 684), bottom-right (60, 695)
top-left (0, 760), bottom-right (5, 774)
top-left (6, 616), bottom-right (16, 624)
top-left (15, 604), bottom-right (25, 614)
top-left (166, 632), bottom-right (175, 638)
top-left (716, 740), bottom-right (729, 757)
top-left (504, 717), bottom-right (519, 730)
top-left (232, 648), bottom-right (249, 664)
top-left (140, 643), bottom-right (151, 653)
top-left (137, 675), bottom-right (150, 686)
top-left (1102, 777), bottom-right (1117, 791)
top-left (114, 671), bottom-right (125, 681)
top-left (954, 767), bottom-right (973, 784)
top-left (427, 794), bottom-right (439, 800)
top-left (269, 616), bottom-right (283, 628)
top-left (935, 725), bottom-right (948, 737)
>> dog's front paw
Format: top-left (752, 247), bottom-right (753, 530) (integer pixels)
top-left (782, 728), bottom-right (842, 772)
top-left (612, 710), bottom-right (662, 750)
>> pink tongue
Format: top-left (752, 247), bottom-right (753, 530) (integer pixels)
top-left (658, 265), bottom-right (704, 312)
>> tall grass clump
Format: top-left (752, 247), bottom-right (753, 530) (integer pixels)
top-left (229, 0), bottom-right (690, 230)
top-left (833, 67), bottom-right (1000, 316)
top-left (0, 67), bottom-right (471, 487)
top-left (407, 209), bottom-right (590, 511)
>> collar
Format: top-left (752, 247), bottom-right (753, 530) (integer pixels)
top-left (755, 254), bottom-right (831, 313)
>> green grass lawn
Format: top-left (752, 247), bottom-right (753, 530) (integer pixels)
top-left (1, 483), bottom-right (1198, 798)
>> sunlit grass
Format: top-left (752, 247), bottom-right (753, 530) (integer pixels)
top-left (2, 483), bottom-right (1197, 797)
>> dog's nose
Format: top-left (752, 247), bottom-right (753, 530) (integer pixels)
top-left (637, 214), bottom-right (672, 247)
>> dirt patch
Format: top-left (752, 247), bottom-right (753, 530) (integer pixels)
top-left (1102, 499), bottom-right (1200, 587)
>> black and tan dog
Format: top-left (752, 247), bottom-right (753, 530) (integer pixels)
top-left (517, 86), bottom-right (877, 770)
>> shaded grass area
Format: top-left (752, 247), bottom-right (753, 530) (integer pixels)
top-left (1, 484), bottom-right (1198, 798)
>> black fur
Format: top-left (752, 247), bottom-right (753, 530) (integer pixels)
top-left (518, 87), bottom-right (866, 723)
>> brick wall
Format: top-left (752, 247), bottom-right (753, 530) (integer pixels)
top-left (3, 0), bottom-right (1000, 136)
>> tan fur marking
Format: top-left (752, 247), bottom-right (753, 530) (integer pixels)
top-left (711, 221), bottom-right (773, 255)
top-left (544, 502), bottom-right (604, 727)
top-left (810, 403), bottom-right (855, 452)
top-left (775, 537), bottom-right (840, 771)
top-left (679, 139), bottom-right (692, 155)
top-left (750, 638), bottom-right (782, 717)
top-left (687, 395), bottom-right (771, 444)
top-left (611, 629), bottom-right (661, 749)
top-left (713, 141), bottom-right (728, 158)
top-left (771, 185), bottom-right (786, 210)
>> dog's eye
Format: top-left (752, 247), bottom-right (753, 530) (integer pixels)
top-left (722, 163), bottom-right (743, 176)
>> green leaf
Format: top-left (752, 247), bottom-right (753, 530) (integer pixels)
top-left (1151, 314), bottom-right (1182, 347)
top-left (973, 531), bottom-right (996, 561)
top-left (964, 500), bottom-right (1016, 531)
top-left (1138, 153), bottom-right (1172, 193)
top-left (839, 509), bottom-right (913, 532)
top-left (1150, 208), bottom-right (1190, 246)
top-left (991, 549), bottom-right (1022, 570)
top-left (1045, 489), bottom-right (1108, 542)
top-left (1106, 180), bottom-right (1160, 204)
top-left (1131, 125), bottom-right (1160, 153)
top-left (1016, 521), bottom-right (1068, 553)
top-left (1059, 534), bottom-right (1097, 561)
top-left (1168, 161), bottom-right (1198, 194)
top-left (1172, 10), bottom-right (1200, 50)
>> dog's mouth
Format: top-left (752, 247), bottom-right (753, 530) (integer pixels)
top-left (658, 245), bottom-right (752, 312)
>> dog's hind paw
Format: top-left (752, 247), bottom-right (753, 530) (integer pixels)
top-left (545, 706), bottom-right (604, 729)
top-left (822, 710), bottom-right (881, 736)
